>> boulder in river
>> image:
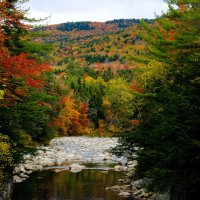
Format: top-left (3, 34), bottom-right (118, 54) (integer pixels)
top-left (118, 191), bottom-right (131, 197)
top-left (69, 164), bottom-right (86, 170)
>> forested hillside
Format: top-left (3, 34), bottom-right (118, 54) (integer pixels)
top-left (33, 19), bottom-right (154, 66)
top-left (29, 18), bottom-right (156, 136)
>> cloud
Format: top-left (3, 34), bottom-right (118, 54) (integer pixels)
top-left (23, 0), bottom-right (169, 25)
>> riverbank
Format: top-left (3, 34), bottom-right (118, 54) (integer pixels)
top-left (12, 136), bottom-right (158, 200)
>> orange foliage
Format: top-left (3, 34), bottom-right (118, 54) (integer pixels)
top-left (58, 96), bottom-right (89, 135)
top-left (130, 83), bottom-right (145, 94)
top-left (98, 119), bottom-right (106, 133)
top-left (0, 2), bottom-right (51, 107)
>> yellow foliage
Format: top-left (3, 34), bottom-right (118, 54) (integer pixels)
top-left (108, 124), bottom-right (120, 133)
top-left (0, 134), bottom-right (13, 167)
top-left (59, 96), bottom-right (89, 135)
top-left (103, 100), bottom-right (111, 107)
top-left (84, 76), bottom-right (95, 83)
top-left (136, 60), bottom-right (169, 88)
top-left (59, 96), bottom-right (80, 135)
top-left (98, 119), bottom-right (105, 133)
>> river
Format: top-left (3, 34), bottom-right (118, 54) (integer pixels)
top-left (11, 137), bottom-right (134, 200)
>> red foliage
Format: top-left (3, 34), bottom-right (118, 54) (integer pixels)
top-left (0, 2), bottom-right (51, 107)
top-left (130, 83), bottom-right (145, 94)
top-left (123, 65), bottom-right (129, 70)
top-left (79, 103), bottom-right (89, 126)
top-left (83, 73), bottom-right (88, 78)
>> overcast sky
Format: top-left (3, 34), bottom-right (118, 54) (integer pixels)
top-left (22, 0), bottom-right (169, 25)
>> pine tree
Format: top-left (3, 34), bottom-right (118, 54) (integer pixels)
top-left (113, 1), bottom-right (200, 199)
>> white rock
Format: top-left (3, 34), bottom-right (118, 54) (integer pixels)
top-left (127, 161), bottom-right (135, 165)
top-left (19, 174), bottom-right (29, 178)
top-left (37, 150), bottom-right (44, 156)
top-left (24, 164), bottom-right (33, 170)
top-left (55, 158), bottom-right (63, 165)
top-left (74, 155), bottom-right (83, 160)
top-left (13, 175), bottom-right (22, 183)
top-left (33, 165), bottom-right (43, 171)
top-left (18, 166), bottom-right (26, 173)
top-left (114, 165), bottom-right (124, 171)
top-left (57, 152), bottom-right (68, 159)
top-left (56, 146), bottom-right (64, 151)
top-left (69, 164), bottom-right (86, 170)
top-left (54, 169), bottom-right (61, 173)
top-left (93, 157), bottom-right (106, 161)
top-left (105, 156), bottom-right (112, 160)
top-left (118, 192), bottom-right (131, 197)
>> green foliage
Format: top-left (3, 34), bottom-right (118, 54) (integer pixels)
top-left (112, 0), bottom-right (200, 199)
top-left (0, 91), bottom-right (59, 163)
top-left (2, 0), bottom-right (52, 59)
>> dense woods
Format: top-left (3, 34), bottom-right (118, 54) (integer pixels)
top-left (0, 0), bottom-right (200, 199)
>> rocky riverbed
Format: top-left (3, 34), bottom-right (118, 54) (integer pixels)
top-left (13, 137), bottom-right (158, 200)
top-left (13, 137), bottom-right (122, 182)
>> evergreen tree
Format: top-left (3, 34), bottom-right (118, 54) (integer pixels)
top-left (113, 1), bottom-right (200, 199)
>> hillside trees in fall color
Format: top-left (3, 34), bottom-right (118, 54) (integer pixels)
top-left (0, 0), bottom-right (60, 166)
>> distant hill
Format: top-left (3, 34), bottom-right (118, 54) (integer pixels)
top-left (33, 18), bottom-right (155, 68)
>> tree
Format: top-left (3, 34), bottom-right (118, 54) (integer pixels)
top-left (58, 96), bottom-right (89, 135)
top-left (112, 1), bottom-right (200, 199)
top-left (106, 78), bottom-right (136, 129)
top-left (0, 1), bottom-right (59, 166)
top-left (0, 0), bottom-right (52, 59)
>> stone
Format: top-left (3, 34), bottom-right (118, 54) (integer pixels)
top-left (56, 146), bottom-right (64, 151)
top-left (57, 152), bottom-right (69, 159)
top-left (45, 151), bottom-right (55, 159)
top-left (114, 165), bottom-right (123, 171)
top-left (70, 169), bottom-right (82, 173)
top-left (97, 153), bottom-right (106, 157)
top-left (69, 164), bottom-right (86, 170)
top-left (26, 170), bottom-right (33, 174)
top-left (123, 185), bottom-right (131, 190)
top-left (150, 194), bottom-right (157, 199)
top-left (19, 174), bottom-right (29, 178)
top-left (24, 164), bottom-right (33, 170)
top-left (86, 158), bottom-right (92, 162)
top-left (55, 158), bottom-right (63, 166)
top-left (33, 165), bottom-right (43, 171)
top-left (110, 185), bottom-right (122, 190)
top-left (37, 150), bottom-right (44, 156)
top-left (144, 193), bottom-right (149, 197)
top-left (105, 156), bottom-right (112, 160)
top-left (74, 155), bottom-right (84, 160)
top-left (131, 180), bottom-right (142, 189)
top-left (142, 177), bottom-right (152, 186)
top-left (118, 192), bottom-right (131, 197)
top-left (133, 189), bottom-right (144, 196)
top-left (127, 161), bottom-right (135, 165)
top-left (54, 169), bottom-right (61, 173)
top-left (156, 194), bottom-right (170, 200)
top-left (13, 175), bottom-right (22, 183)
top-left (123, 178), bottom-right (131, 184)
top-left (18, 166), bottom-right (26, 173)
top-left (128, 163), bottom-right (137, 169)
top-left (93, 157), bottom-right (105, 161)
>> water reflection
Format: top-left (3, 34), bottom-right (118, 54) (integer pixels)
top-left (12, 163), bottom-right (133, 200)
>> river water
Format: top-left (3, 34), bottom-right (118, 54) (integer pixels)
top-left (11, 162), bottom-right (133, 200)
